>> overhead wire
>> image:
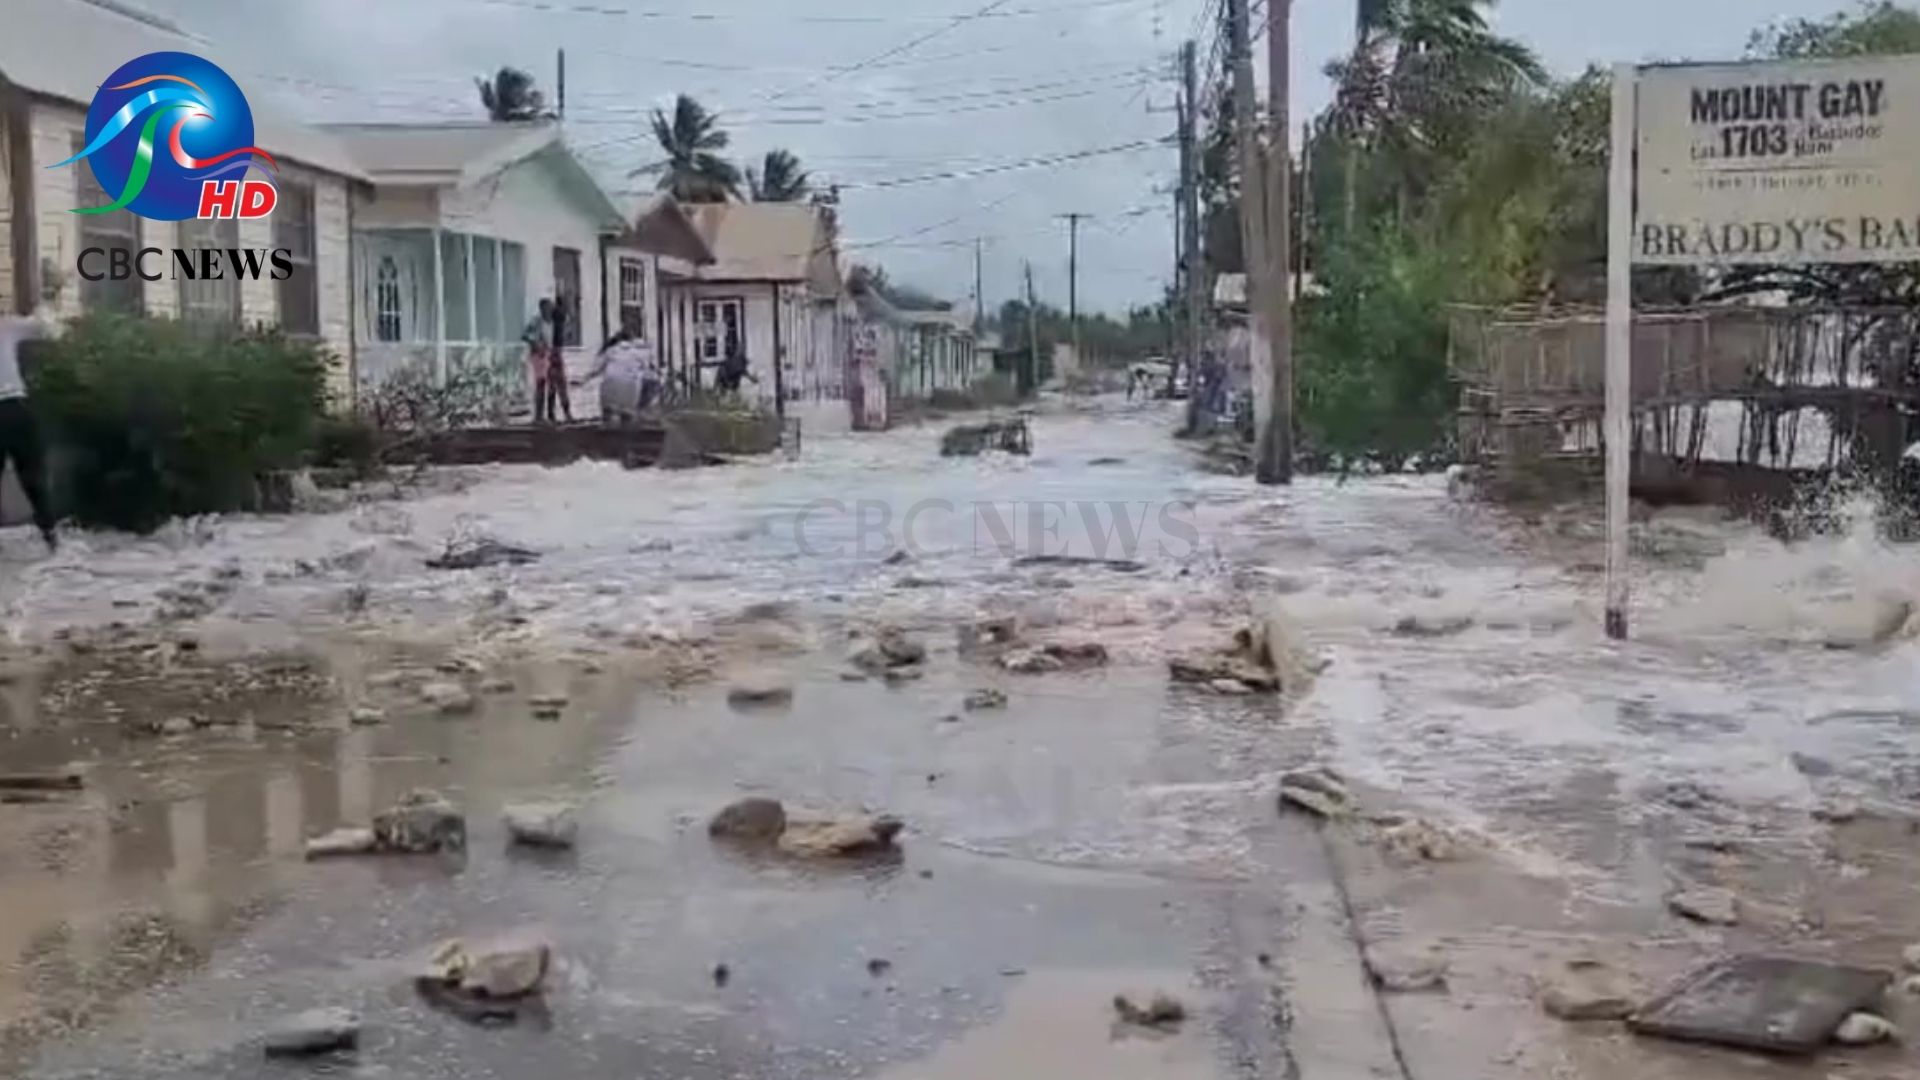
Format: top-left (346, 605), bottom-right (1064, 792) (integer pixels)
top-left (839, 140), bottom-right (1164, 191)
top-left (452, 0), bottom-right (1153, 20)
top-left (759, 0), bottom-right (1021, 104)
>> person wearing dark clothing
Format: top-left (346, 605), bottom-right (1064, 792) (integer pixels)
top-left (523, 299), bottom-right (557, 424)
top-left (547, 297), bottom-right (574, 423)
top-left (711, 345), bottom-right (758, 396)
top-left (0, 309), bottom-right (58, 552)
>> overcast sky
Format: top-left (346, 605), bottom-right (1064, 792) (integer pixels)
top-left (140, 0), bottom-right (1857, 315)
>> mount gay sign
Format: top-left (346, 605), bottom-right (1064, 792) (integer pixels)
top-left (1634, 55), bottom-right (1920, 266)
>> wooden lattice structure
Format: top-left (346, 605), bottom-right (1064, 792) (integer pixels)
top-left (1449, 305), bottom-right (1920, 501)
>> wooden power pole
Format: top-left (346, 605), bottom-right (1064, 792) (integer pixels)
top-left (1262, 0), bottom-right (1294, 484)
top-left (974, 237), bottom-right (986, 334)
top-left (1024, 261), bottom-right (1040, 395)
top-left (1179, 39), bottom-right (1206, 434)
top-left (1226, 0), bottom-right (1272, 469)
top-left (1058, 212), bottom-right (1086, 371)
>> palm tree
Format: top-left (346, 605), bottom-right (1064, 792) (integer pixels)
top-left (1325, 0), bottom-right (1542, 227)
top-left (747, 149), bottom-right (810, 202)
top-left (475, 67), bottom-right (547, 122)
top-left (637, 94), bottom-right (741, 203)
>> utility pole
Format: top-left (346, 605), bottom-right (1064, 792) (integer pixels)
top-left (1226, 0), bottom-right (1272, 467)
top-left (1179, 39), bottom-right (1205, 434)
top-left (1261, 0), bottom-right (1294, 484)
top-left (974, 237), bottom-right (985, 334)
top-left (1023, 261), bottom-right (1040, 395)
top-left (556, 49), bottom-right (567, 119)
top-left (1297, 119), bottom-right (1312, 304)
top-left (1057, 212), bottom-right (1086, 372)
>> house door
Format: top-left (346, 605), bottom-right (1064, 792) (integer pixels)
top-left (695, 298), bottom-right (744, 364)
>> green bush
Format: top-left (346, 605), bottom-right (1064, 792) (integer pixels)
top-left (29, 315), bottom-right (329, 532)
top-left (1297, 228), bottom-right (1457, 466)
top-left (311, 412), bottom-right (387, 477)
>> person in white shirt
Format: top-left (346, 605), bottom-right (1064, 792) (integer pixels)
top-left (579, 331), bottom-right (660, 426)
top-left (0, 304), bottom-right (58, 552)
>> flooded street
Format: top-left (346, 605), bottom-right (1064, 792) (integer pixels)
top-left (4, 400), bottom-right (1920, 1078)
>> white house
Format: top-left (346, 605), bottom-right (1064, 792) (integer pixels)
top-left (324, 120), bottom-right (711, 417)
top-left (660, 202), bottom-right (849, 433)
top-left (894, 308), bottom-right (981, 400)
top-left (611, 193), bottom-right (716, 381)
top-left (0, 0), bottom-right (366, 393)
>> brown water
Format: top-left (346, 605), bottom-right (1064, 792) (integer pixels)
top-left (1, 400), bottom-right (1917, 1077)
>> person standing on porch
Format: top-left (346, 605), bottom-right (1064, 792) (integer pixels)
top-left (522, 298), bottom-right (556, 423)
top-left (546, 295), bottom-right (575, 424)
top-left (580, 331), bottom-right (658, 426)
top-left (0, 300), bottom-right (61, 553)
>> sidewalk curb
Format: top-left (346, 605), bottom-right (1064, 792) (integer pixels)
top-left (1267, 810), bottom-right (1411, 1080)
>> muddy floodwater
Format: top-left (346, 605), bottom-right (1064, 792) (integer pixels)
top-left (2, 400), bottom-right (1919, 1078)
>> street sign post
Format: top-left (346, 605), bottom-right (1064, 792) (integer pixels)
top-left (1604, 54), bottom-right (1920, 638)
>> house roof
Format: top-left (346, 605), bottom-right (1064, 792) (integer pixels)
top-left (318, 122), bottom-right (552, 184)
top-left (0, 0), bottom-right (369, 181)
top-left (685, 202), bottom-right (841, 294)
top-left (320, 121), bottom-right (627, 229)
top-left (898, 307), bottom-right (967, 329)
top-left (615, 194), bottom-right (715, 265)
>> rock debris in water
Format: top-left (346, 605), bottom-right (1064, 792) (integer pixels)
top-left (1112, 992), bottom-right (1187, 1030)
top-left (263, 1008), bottom-right (360, 1057)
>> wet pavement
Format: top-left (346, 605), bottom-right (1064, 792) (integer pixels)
top-left (2, 399), bottom-right (1920, 1077)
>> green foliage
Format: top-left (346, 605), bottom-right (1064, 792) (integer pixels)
top-left (475, 67), bottom-right (548, 122)
top-left (362, 356), bottom-right (521, 432)
top-left (1416, 67), bottom-right (1608, 304)
top-left (1297, 229), bottom-right (1454, 463)
top-left (748, 149), bottom-right (811, 202)
top-left (640, 95), bottom-right (741, 203)
top-left (1750, 1), bottom-right (1920, 58)
top-left (1288, 0), bottom-right (1920, 460)
top-left (30, 315), bottom-right (329, 533)
top-left (989, 298), bottom-right (1169, 368)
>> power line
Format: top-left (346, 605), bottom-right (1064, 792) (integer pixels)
top-left (558, 69), bottom-right (1154, 120)
top-left (842, 140), bottom-right (1163, 191)
top-left (454, 0), bottom-right (1150, 19)
top-left (563, 81), bottom-right (1152, 129)
top-left (845, 191), bottom-right (1022, 250)
top-left (762, 0), bottom-right (1021, 104)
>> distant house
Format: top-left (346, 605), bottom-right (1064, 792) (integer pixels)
top-left (841, 276), bottom-right (981, 427)
top-left (324, 120), bottom-right (708, 415)
top-left (661, 202), bottom-right (847, 432)
top-left (0, 0), bottom-right (367, 392)
top-left (893, 307), bottom-right (980, 399)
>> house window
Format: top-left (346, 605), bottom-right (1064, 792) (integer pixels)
top-left (696, 298), bottom-right (743, 361)
top-left (472, 237), bottom-right (501, 341)
top-left (551, 246), bottom-right (582, 348)
top-left (618, 257), bottom-right (647, 339)
top-left (375, 256), bottom-right (402, 342)
top-left (74, 135), bottom-right (141, 314)
top-left (501, 242), bottom-right (527, 338)
top-left (275, 181), bottom-right (319, 335)
top-left (177, 216), bottom-right (240, 325)
top-left (441, 232), bottom-right (471, 341)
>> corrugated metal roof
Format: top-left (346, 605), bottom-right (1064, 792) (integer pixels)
top-left (685, 202), bottom-right (841, 294)
top-left (0, 0), bottom-right (368, 180)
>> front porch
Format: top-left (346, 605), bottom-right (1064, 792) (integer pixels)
top-left (353, 227), bottom-right (536, 421)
